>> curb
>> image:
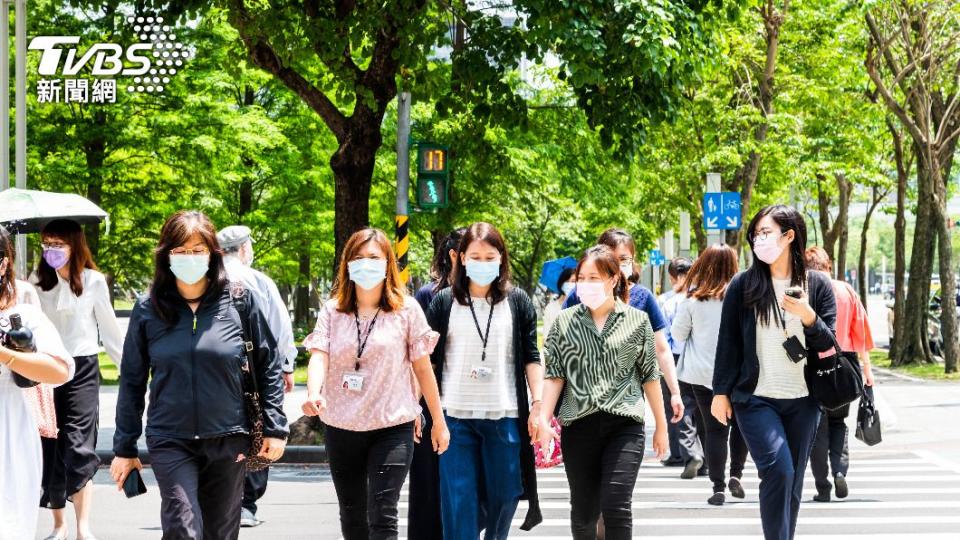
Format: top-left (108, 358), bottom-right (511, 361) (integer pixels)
top-left (96, 445), bottom-right (327, 466)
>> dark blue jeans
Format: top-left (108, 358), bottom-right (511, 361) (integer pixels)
top-left (439, 416), bottom-right (523, 540)
top-left (734, 395), bottom-right (820, 540)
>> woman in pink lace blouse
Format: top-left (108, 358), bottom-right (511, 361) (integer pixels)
top-left (301, 228), bottom-right (449, 539)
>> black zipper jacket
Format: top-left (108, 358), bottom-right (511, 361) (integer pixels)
top-left (114, 285), bottom-right (288, 458)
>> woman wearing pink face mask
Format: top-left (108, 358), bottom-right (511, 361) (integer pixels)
top-left (539, 245), bottom-right (669, 540)
top-left (712, 205), bottom-right (837, 540)
top-left (31, 219), bottom-right (123, 540)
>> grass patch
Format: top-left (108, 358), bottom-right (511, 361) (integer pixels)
top-left (113, 299), bottom-right (135, 310)
top-left (870, 349), bottom-right (960, 381)
top-left (99, 353), bottom-right (119, 385)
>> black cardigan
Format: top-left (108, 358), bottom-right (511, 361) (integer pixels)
top-left (713, 270), bottom-right (837, 404)
top-left (426, 286), bottom-right (543, 531)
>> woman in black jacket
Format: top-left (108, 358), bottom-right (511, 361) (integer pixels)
top-left (110, 211), bottom-right (288, 539)
top-left (426, 222), bottom-right (543, 538)
top-left (712, 205), bottom-right (836, 540)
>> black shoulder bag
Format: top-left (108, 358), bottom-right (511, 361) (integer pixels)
top-left (803, 332), bottom-right (863, 411)
top-left (229, 283), bottom-right (273, 472)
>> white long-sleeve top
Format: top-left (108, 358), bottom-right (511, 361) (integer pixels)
top-left (31, 269), bottom-right (124, 366)
top-left (671, 296), bottom-right (723, 388)
top-left (224, 257), bottom-right (298, 372)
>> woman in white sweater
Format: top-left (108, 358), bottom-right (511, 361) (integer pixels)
top-left (671, 244), bottom-right (748, 506)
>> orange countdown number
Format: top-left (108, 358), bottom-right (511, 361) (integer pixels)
top-left (422, 148), bottom-right (446, 172)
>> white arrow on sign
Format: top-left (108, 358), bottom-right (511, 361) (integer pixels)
top-left (706, 217), bottom-right (719, 228)
top-left (708, 198), bottom-right (717, 213)
top-left (726, 216), bottom-right (738, 227)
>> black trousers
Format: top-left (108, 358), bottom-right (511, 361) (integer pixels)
top-left (147, 435), bottom-right (248, 540)
top-left (810, 385), bottom-right (873, 491)
top-left (562, 412), bottom-right (645, 540)
top-left (242, 468), bottom-right (269, 514)
top-left (407, 400), bottom-right (443, 540)
top-left (40, 354), bottom-right (101, 509)
top-left (663, 357), bottom-right (704, 463)
top-left (326, 421), bottom-right (415, 540)
top-left (690, 384), bottom-right (748, 493)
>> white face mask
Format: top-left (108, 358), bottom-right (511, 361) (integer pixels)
top-left (578, 281), bottom-right (611, 310)
top-left (561, 282), bottom-right (576, 296)
top-left (620, 263), bottom-right (633, 280)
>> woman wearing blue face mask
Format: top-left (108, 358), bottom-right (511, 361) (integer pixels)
top-left (30, 219), bottom-right (124, 540)
top-left (111, 211), bottom-right (288, 539)
top-left (301, 228), bottom-right (448, 539)
top-left (426, 222), bottom-right (545, 539)
top-left (543, 267), bottom-right (576, 341)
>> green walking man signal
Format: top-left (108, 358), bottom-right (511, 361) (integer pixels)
top-left (416, 143), bottom-right (450, 209)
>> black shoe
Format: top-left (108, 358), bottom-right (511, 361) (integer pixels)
top-left (697, 466), bottom-right (709, 477)
top-left (728, 477), bottom-right (745, 499)
top-left (834, 473), bottom-right (848, 499)
top-left (708, 492), bottom-right (726, 506)
top-left (661, 457), bottom-right (685, 467)
top-left (813, 489), bottom-right (831, 503)
top-left (681, 457), bottom-right (704, 480)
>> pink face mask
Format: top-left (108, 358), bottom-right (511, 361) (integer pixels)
top-left (752, 233), bottom-right (786, 264)
top-left (578, 281), bottom-right (611, 310)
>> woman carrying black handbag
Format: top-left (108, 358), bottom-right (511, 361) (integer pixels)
top-left (712, 205), bottom-right (837, 540)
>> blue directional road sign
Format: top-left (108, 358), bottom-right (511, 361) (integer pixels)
top-left (703, 191), bottom-right (742, 230)
top-left (649, 249), bottom-right (666, 267)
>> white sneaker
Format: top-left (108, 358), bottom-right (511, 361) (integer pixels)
top-left (240, 508), bottom-right (262, 528)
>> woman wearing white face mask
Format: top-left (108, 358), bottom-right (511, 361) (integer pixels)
top-left (543, 267), bottom-right (576, 341)
top-left (111, 211), bottom-right (288, 539)
top-left (712, 205), bottom-right (837, 540)
top-left (426, 222), bottom-right (545, 538)
top-left (301, 228), bottom-right (448, 539)
top-left (539, 245), bottom-right (669, 539)
top-left (30, 219), bottom-right (123, 540)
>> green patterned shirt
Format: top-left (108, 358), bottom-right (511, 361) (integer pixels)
top-left (545, 300), bottom-right (661, 426)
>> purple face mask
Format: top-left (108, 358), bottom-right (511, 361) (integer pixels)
top-left (43, 248), bottom-right (70, 270)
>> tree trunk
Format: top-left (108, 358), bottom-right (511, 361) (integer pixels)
top-left (816, 172), bottom-right (851, 275)
top-left (238, 87), bottom-right (257, 219)
top-left (858, 187), bottom-right (883, 303)
top-left (693, 215), bottom-right (707, 253)
top-left (330, 119), bottom-right (380, 263)
top-left (294, 248), bottom-right (311, 328)
top-left (83, 110), bottom-right (107, 260)
top-left (890, 120), bottom-right (909, 360)
top-left (934, 200), bottom-right (959, 372)
top-left (893, 153), bottom-right (937, 366)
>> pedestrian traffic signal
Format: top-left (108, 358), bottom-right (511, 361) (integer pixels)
top-left (416, 143), bottom-right (450, 209)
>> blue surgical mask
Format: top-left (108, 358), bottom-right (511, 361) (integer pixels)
top-left (169, 254), bottom-right (210, 285)
top-left (465, 260), bottom-right (501, 286)
top-left (561, 282), bottom-right (575, 296)
top-left (348, 258), bottom-right (387, 290)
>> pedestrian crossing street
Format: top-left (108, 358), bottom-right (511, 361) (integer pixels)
top-left (396, 449), bottom-right (960, 539)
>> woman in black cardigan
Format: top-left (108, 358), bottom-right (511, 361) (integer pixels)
top-left (712, 205), bottom-right (836, 540)
top-left (426, 222), bottom-right (543, 538)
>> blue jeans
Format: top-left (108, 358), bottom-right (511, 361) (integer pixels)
top-left (734, 395), bottom-right (821, 540)
top-left (439, 416), bottom-right (523, 540)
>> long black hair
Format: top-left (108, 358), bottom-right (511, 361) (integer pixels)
top-left (431, 227), bottom-right (466, 293)
top-left (742, 205), bottom-right (808, 326)
top-left (451, 222), bottom-right (512, 306)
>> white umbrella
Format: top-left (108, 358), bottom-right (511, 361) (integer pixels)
top-left (0, 187), bottom-right (109, 234)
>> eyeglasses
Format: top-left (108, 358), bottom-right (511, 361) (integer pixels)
top-left (749, 230), bottom-right (787, 243)
top-left (618, 257), bottom-right (634, 265)
top-left (41, 242), bottom-right (67, 250)
top-left (170, 246), bottom-right (210, 256)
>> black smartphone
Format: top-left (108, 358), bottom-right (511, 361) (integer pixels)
top-left (784, 286), bottom-right (804, 299)
top-left (123, 468), bottom-right (147, 498)
top-left (782, 336), bottom-right (808, 363)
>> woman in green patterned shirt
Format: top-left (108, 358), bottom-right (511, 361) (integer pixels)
top-left (539, 245), bottom-right (669, 540)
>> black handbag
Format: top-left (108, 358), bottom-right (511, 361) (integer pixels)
top-left (229, 283), bottom-right (273, 472)
top-left (855, 389), bottom-right (882, 446)
top-left (804, 333), bottom-right (863, 411)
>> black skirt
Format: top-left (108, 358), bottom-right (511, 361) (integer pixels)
top-left (40, 354), bottom-right (101, 509)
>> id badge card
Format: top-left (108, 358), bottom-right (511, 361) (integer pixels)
top-left (342, 371), bottom-right (367, 392)
top-left (470, 365), bottom-right (494, 380)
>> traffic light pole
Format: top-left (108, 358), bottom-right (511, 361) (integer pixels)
top-left (395, 91), bottom-right (412, 285)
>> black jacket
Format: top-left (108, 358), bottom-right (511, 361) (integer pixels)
top-left (713, 270), bottom-right (837, 404)
top-left (114, 286), bottom-right (288, 458)
top-left (426, 286), bottom-right (543, 531)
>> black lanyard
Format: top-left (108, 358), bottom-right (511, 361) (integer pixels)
top-left (354, 308), bottom-right (381, 371)
top-left (467, 297), bottom-right (495, 363)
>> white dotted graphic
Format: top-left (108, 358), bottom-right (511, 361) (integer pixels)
top-left (126, 13), bottom-right (190, 95)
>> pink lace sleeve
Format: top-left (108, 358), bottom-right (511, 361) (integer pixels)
top-left (302, 302), bottom-right (332, 353)
top-left (406, 300), bottom-right (439, 361)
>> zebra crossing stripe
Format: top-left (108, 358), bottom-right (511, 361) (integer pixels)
top-left (532, 474), bottom-right (960, 483)
top-left (397, 500), bottom-right (960, 510)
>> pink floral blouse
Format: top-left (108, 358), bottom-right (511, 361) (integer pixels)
top-left (302, 295), bottom-right (439, 432)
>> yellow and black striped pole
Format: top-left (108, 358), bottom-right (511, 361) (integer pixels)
top-left (395, 92), bottom-right (412, 286)
top-left (396, 214), bottom-right (410, 284)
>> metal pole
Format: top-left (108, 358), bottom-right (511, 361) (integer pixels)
top-left (706, 173), bottom-right (722, 246)
top-left (395, 91), bottom-right (412, 284)
top-left (13, 0), bottom-right (25, 276)
top-left (1, 0), bottom-right (10, 191)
